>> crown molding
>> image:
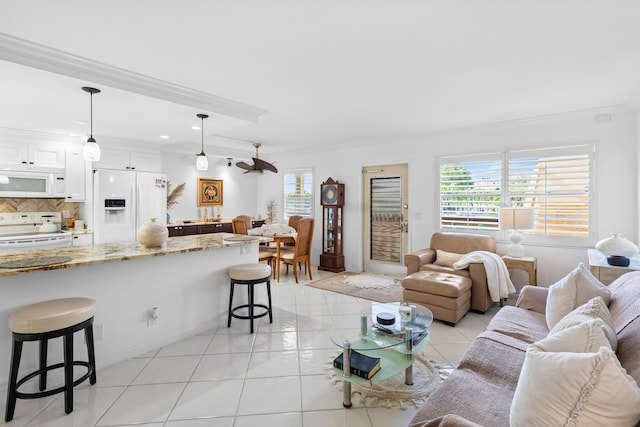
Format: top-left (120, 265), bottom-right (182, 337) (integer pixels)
top-left (0, 32), bottom-right (267, 122)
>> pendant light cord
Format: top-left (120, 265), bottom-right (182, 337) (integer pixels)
top-left (201, 116), bottom-right (204, 152)
top-left (89, 92), bottom-right (93, 138)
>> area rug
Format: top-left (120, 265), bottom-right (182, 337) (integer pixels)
top-left (326, 352), bottom-right (452, 408)
top-left (306, 272), bottom-right (403, 302)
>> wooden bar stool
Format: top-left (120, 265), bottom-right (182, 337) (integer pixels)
top-left (228, 264), bottom-right (273, 333)
top-left (5, 297), bottom-right (97, 422)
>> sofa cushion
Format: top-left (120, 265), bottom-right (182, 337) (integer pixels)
top-left (550, 296), bottom-right (617, 351)
top-left (536, 319), bottom-right (612, 353)
top-left (410, 336), bottom-right (523, 427)
top-left (545, 262), bottom-right (610, 330)
top-left (481, 306), bottom-right (549, 352)
top-left (434, 249), bottom-right (465, 267)
top-left (510, 345), bottom-right (640, 427)
top-left (606, 272), bottom-right (640, 384)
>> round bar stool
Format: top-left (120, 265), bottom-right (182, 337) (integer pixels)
top-left (5, 297), bottom-right (97, 422)
top-left (228, 263), bottom-right (273, 334)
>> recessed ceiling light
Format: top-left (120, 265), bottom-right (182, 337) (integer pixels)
top-left (192, 126), bottom-right (200, 130)
top-left (160, 135), bottom-right (170, 139)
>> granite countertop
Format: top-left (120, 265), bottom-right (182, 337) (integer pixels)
top-left (0, 233), bottom-right (272, 277)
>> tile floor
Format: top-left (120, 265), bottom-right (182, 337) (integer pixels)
top-left (2, 268), bottom-right (500, 427)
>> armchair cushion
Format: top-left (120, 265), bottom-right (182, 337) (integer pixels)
top-left (434, 250), bottom-right (465, 267)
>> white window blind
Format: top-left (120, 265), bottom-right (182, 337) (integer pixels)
top-left (283, 168), bottom-right (313, 219)
top-left (439, 155), bottom-right (502, 231)
top-left (438, 144), bottom-right (595, 242)
top-left (507, 146), bottom-right (593, 238)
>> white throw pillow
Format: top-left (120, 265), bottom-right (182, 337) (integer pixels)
top-left (545, 262), bottom-right (610, 330)
top-left (550, 296), bottom-right (617, 351)
top-left (537, 319), bottom-right (612, 353)
top-left (434, 250), bottom-right (465, 267)
top-left (511, 345), bottom-right (640, 427)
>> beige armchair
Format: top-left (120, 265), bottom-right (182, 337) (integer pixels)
top-left (405, 232), bottom-right (496, 313)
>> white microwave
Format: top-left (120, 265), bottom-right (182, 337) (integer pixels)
top-left (0, 171), bottom-right (66, 198)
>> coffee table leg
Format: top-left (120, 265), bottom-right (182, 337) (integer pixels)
top-left (342, 340), bottom-right (352, 408)
top-left (405, 328), bottom-right (414, 385)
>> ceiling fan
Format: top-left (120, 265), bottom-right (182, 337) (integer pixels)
top-left (236, 143), bottom-right (278, 174)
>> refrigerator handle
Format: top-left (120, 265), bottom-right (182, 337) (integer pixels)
top-left (135, 180), bottom-right (140, 229)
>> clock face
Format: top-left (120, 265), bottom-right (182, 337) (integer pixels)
top-left (322, 184), bottom-right (338, 204)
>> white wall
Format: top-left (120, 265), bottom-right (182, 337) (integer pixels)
top-left (161, 152), bottom-right (260, 221)
top-left (257, 108), bottom-right (638, 288)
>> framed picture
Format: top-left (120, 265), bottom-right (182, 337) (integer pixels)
top-left (197, 178), bottom-right (223, 206)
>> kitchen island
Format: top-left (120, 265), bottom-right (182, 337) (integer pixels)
top-left (0, 233), bottom-right (271, 396)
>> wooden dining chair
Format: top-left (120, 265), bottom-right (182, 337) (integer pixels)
top-left (284, 215), bottom-right (303, 250)
top-left (232, 215), bottom-right (253, 234)
top-left (232, 216), bottom-right (274, 268)
top-left (275, 217), bottom-right (314, 283)
top-left (287, 215), bottom-right (303, 231)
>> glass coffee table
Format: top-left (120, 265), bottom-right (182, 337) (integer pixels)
top-left (330, 301), bottom-right (434, 407)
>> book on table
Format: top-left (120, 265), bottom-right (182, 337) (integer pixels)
top-left (333, 349), bottom-right (381, 380)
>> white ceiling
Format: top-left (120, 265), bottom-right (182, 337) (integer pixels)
top-left (0, 1), bottom-right (639, 160)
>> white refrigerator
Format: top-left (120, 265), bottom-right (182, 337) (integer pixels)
top-left (94, 169), bottom-right (167, 244)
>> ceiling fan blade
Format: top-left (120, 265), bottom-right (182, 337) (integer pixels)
top-left (235, 161), bottom-right (253, 170)
top-left (253, 157), bottom-right (278, 173)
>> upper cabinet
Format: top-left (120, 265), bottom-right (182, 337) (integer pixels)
top-left (95, 148), bottom-right (162, 172)
top-left (65, 144), bottom-right (88, 201)
top-left (0, 141), bottom-right (65, 170)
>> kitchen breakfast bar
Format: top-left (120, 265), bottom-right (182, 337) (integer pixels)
top-left (0, 233), bottom-right (271, 396)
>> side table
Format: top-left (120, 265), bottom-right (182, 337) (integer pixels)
top-left (588, 248), bottom-right (640, 285)
top-left (502, 255), bottom-right (537, 286)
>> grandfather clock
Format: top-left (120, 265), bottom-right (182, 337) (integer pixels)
top-left (319, 177), bottom-right (345, 272)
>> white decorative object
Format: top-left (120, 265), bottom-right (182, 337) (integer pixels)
top-left (500, 207), bottom-right (534, 258)
top-left (137, 218), bottom-right (168, 248)
top-left (595, 233), bottom-right (639, 257)
top-left (595, 233), bottom-right (639, 267)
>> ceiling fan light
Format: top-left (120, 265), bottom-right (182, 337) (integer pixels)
top-left (83, 137), bottom-right (101, 161)
top-left (196, 153), bottom-right (208, 171)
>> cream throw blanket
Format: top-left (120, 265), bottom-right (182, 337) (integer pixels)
top-left (452, 251), bottom-right (516, 302)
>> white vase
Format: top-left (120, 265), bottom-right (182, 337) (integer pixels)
top-left (138, 218), bottom-right (168, 248)
top-left (595, 233), bottom-right (639, 257)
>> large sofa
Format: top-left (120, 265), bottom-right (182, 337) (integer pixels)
top-left (410, 268), bottom-right (640, 427)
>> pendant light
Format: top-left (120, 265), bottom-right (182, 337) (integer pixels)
top-left (81, 87), bottom-right (101, 161)
top-left (195, 113), bottom-right (209, 171)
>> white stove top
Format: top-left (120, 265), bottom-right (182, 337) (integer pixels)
top-left (0, 212), bottom-right (67, 238)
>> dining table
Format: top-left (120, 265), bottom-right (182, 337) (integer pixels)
top-left (248, 225), bottom-right (297, 281)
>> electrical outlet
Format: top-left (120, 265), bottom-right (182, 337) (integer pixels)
top-left (94, 323), bottom-right (104, 340)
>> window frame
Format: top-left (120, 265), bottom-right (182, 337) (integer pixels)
top-left (283, 167), bottom-right (314, 221)
top-left (437, 143), bottom-right (597, 247)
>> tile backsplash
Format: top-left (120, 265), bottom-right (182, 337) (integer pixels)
top-left (0, 198), bottom-right (79, 218)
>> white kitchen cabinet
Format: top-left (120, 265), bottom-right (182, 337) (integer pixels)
top-left (65, 144), bottom-right (88, 201)
top-left (72, 233), bottom-right (93, 246)
top-left (0, 141), bottom-right (65, 170)
top-left (95, 148), bottom-right (161, 172)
